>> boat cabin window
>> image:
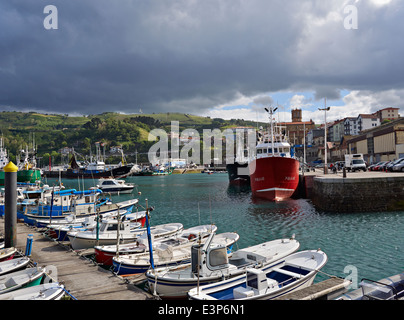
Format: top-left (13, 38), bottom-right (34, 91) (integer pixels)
top-left (247, 272), bottom-right (259, 289)
top-left (102, 180), bottom-right (115, 185)
top-left (85, 196), bottom-right (90, 203)
top-left (257, 149), bottom-right (263, 154)
top-left (207, 247), bottom-right (228, 270)
top-left (106, 223), bottom-right (125, 231)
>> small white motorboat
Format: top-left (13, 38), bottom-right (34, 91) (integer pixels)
top-left (147, 235), bottom-right (300, 299)
top-left (338, 272), bottom-right (404, 300)
top-left (67, 217), bottom-right (145, 250)
top-left (0, 267), bottom-right (46, 294)
top-left (0, 282), bottom-right (65, 300)
top-left (188, 249), bottom-right (328, 300)
top-left (97, 177), bottom-right (135, 194)
top-left (0, 247), bottom-right (18, 262)
top-left (0, 257), bottom-right (31, 276)
top-left (94, 224), bottom-right (216, 266)
top-left (112, 232), bottom-right (240, 275)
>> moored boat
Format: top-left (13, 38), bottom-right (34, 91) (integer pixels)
top-left (112, 232), bottom-right (239, 275)
top-left (338, 272), bottom-right (404, 300)
top-left (0, 247), bottom-right (18, 262)
top-left (146, 235), bottom-right (300, 299)
top-left (94, 224), bottom-right (217, 266)
top-left (249, 107), bottom-right (299, 201)
top-left (0, 267), bottom-right (45, 294)
top-left (188, 249), bottom-right (328, 300)
top-left (30, 197), bottom-right (138, 228)
top-left (67, 218), bottom-right (147, 250)
top-left (96, 177), bottom-right (135, 194)
top-left (226, 162), bottom-right (250, 186)
top-left (0, 257), bottom-right (31, 276)
top-left (0, 282), bottom-right (65, 300)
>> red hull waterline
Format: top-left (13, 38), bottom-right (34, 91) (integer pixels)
top-left (249, 157), bottom-right (299, 201)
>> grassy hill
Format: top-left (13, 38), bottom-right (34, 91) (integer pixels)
top-left (0, 111), bottom-right (263, 165)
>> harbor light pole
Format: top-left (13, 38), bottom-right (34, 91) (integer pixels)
top-left (319, 99), bottom-right (330, 174)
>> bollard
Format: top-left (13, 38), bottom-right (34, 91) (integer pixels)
top-left (4, 161), bottom-right (18, 249)
top-left (25, 234), bottom-right (34, 256)
top-left (343, 167), bottom-right (347, 178)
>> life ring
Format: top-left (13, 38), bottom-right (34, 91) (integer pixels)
top-left (188, 234), bottom-right (196, 241)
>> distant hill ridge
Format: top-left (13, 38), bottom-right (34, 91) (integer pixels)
top-left (0, 111), bottom-right (262, 165)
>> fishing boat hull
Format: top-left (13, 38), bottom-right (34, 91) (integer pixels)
top-left (226, 163), bottom-right (250, 186)
top-left (249, 156), bottom-right (299, 201)
top-left (17, 169), bottom-right (42, 183)
top-left (64, 165), bottom-right (133, 179)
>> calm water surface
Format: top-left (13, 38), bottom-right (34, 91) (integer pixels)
top-left (51, 173), bottom-right (404, 285)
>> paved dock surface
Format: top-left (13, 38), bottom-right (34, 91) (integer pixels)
top-left (303, 168), bottom-right (404, 179)
top-left (0, 218), bottom-right (153, 300)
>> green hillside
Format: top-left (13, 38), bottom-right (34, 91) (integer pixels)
top-left (0, 111), bottom-right (263, 166)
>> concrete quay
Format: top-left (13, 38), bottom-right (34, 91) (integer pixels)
top-left (0, 218), bottom-right (153, 300)
top-left (299, 170), bottom-right (404, 213)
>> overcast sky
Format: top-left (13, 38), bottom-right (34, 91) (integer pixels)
top-left (1, 0), bottom-right (403, 123)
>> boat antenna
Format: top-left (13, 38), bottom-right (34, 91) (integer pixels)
top-left (265, 107), bottom-right (277, 156)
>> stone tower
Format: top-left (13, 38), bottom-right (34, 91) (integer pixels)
top-left (291, 109), bottom-right (302, 122)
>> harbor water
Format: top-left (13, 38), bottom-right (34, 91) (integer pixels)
top-left (47, 173), bottom-right (404, 288)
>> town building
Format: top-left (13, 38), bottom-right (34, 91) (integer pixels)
top-left (374, 107), bottom-right (400, 122)
top-left (346, 117), bottom-right (404, 164)
top-left (357, 114), bottom-right (380, 132)
top-left (280, 109), bottom-right (316, 146)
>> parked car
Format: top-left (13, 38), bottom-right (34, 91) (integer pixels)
top-left (370, 161), bottom-right (386, 171)
top-left (368, 162), bottom-right (383, 171)
top-left (387, 158), bottom-right (404, 172)
top-left (392, 159), bottom-right (404, 172)
top-left (379, 161), bottom-right (391, 171)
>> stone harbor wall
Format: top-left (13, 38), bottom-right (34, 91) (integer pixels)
top-left (310, 175), bottom-right (404, 213)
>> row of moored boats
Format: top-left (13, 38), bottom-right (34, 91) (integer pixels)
top-left (2, 179), bottom-right (403, 300)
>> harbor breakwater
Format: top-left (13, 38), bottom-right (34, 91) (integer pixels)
top-left (299, 172), bottom-right (404, 213)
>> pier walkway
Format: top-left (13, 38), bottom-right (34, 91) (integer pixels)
top-left (0, 218), bottom-right (153, 300)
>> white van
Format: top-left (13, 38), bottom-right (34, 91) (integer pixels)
top-left (345, 154), bottom-right (367, 172)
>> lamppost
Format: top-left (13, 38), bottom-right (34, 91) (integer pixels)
top-left (319, 100), bottom-right (330, 174)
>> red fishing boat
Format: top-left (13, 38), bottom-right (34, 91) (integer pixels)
top-left (249, 107), bottom-right (299, 201)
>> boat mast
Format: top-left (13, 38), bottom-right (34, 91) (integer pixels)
top-left (265, 107), bottom-right (278, 156)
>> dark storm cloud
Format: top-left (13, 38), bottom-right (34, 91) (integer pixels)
top-left (0, 0), bottom-right (403, 115)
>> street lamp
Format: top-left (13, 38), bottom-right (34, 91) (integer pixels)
top-left (319, 100), bottom-right (330, 174)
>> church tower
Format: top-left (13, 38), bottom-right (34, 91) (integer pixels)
top-left (291, 109), bottom-right (302, 122)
